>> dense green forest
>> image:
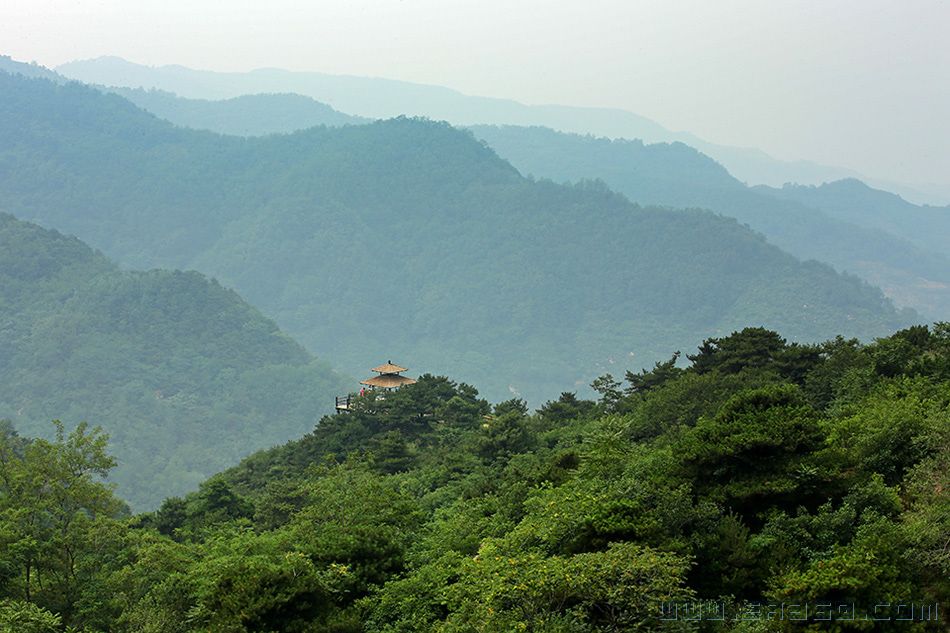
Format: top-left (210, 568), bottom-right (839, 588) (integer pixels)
top-left (2, 324), bottom-right (947, 631)
top-left (0, 213), bottom-right (349, 510)
top-left (469, 126), bottom-right (950, 319)
top-left (15, 56), bottom-right (940, 320)
top-left (757, 179), bottom-right (950, 258)
top-left (0, 72), bottom-right (917, 402)
top-left (55, 55), bottom-right (904, 198)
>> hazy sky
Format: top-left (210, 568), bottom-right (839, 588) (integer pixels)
top-left (4, 0), bottom-right (949, 191)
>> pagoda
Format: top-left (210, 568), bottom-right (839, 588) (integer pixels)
top-left (336, 361), bottom-right (416, 412)
top-left (361, 361), bottom-right (417, 390)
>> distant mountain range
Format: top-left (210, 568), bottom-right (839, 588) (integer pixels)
top-left (756, 179), bottom-right (950, 256)
top-left (0, 55), bottom-right (61, 81)
top-left (53, 55), bottom-right (950, 206)
top-left (118, 87), bottom-right (950, 317)
top-left (111, 86), bottom-right (369, 135)
top-left (469, 126), bottom-right (950, 319)
top-left (0, 212), bottom-right (350, 510)
top-left (8, 53), bottom-right (940, 319)
top-left (0, 70), bottom-right (915, 406)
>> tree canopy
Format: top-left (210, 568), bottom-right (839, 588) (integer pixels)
top-left (0, 72), bottom-right (917, 403)
top-left (0, 213), bottom-right (349, 510)
top-left (3, 324), bottom-right (944, 630)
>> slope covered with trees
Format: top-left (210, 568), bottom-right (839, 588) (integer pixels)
top-left (0, 213), bottom-right (349, 510)
top-left (2, 324), bottom-right (947, 631)
top-left (57, 55), bottom-right (934, 201)
top-left (0, 55), bottom-right (62, 81)
top-left (19, 67), bottom-right (940, 319)
top-left (470, 125), bottom-right (950, 319)
top-left (758, 178), bottom-right (950, 256)
top-left (0, 73), bottom-right (917, 403)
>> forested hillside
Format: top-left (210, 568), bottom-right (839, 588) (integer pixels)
top-left (758, 178), bottom-right (950, 256)
top-left (0, 54), bottom-right (62, 81)
top-left (470, 125), bottom-right (950, 319)
top-left (0, 73), bottom-right (917, 402)
top-left (57, 55), bottom-right (915, 199)
top-left (0, 213), bottom-right (349, 509)
top-left (111, 87), bottom-right (368, 135)
top-left (3, 324), bottom-right (947, 631)
top-left (20, 67), bottom-right (941, 319)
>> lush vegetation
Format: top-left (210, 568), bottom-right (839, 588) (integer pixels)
top-left (55, 55), bottom-right (884, 194)
top-left (14, 56), bottom-right (942, 320)
top-left (2, 53), bottom-right (943, 633)
top-left (44, 55), bottom-right (950, 319)
top-left (758, 179), bottom-right (950, 258)
top-left (0, 72), bottom-right (917, 403)
top-left (0, 213), bottom-right (349, 510)
top-left (470, 125), bottom-right (950, 319)
top-left (2, 324), bottom-right (947, 631)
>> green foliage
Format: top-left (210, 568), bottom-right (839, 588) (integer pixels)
top-left (0, 421), bottom-right (126, 629)
top-left (1, 318), bottom-right (948, 630)
top-left (0, 213), bottom-right (350, 509)
top-left (0, 422), bottom-right (119, 595)
top-left (477, 408), bottom-right (534, 461)
top-left (0, 600), bottom-right (61, 633)
top-left (470, 125), bottom-right (950, 320)
top-left (360, 552), bottom-right (465, 633)
top-left (678, 385), bottom-right (823, 517)
top-left (624, 352), bottom-right (684, 395)
top-left (822, 377), bottom-right (946, 485)
top-left (0, 72), bottom-right (915, 405)
top-left (439, 542), bottom-right (693, 632)
top-left (900, 436), bottom-right (950, 601)
top-left (185, 529), bottom-right (335, 633)
top-left (284, 463), bottom-right (425, 598)
top-left (538, 393), bottom-right (597, 425)
top-left (768, 519), bottom-right (918, 632)
top-left (688, 328), bottom-right (788, 375)
top-left (4, 62), bottom-right (947, 633)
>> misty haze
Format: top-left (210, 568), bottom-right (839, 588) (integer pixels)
top-left (0, 1), bottom-right (947, 631)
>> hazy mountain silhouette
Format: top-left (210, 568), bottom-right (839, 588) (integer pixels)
top-left (471, 126), bottom-right (950, 319)
top-left (20, 64), bottom-right (939, 318)
top-left (0, 72), bottom-right (917, 405)
top-left (757, 179), bottom-right (950, 256)
top-left (111, 86), bottom-right (368, 135)
top-left (0, 54), bottom-right (63, 81)
top-left (0, 212), bottom-right (350, 510)
top-left (56, 56), bottom-right (947, 204)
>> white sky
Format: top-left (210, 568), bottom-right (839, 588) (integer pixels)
top-left (4, 0), bottom-right (949, 190)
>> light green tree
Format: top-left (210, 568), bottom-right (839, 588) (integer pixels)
top-left (0, 421), bottom-right (123, 624)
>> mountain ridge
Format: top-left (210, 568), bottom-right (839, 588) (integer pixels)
top-left (11, 58), bottom-right (941, 318)
top-left (55, 55), bottom-right (949, 205)
top-left (470, 125), bottom-right (950, 318)
top-left (0, 71), bottom-right (916, 404)
top-left (757, 178), bottom-right (950, 255)
top-left (0, 211), bottom-right (351, 510)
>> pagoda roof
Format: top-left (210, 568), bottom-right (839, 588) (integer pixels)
top-left (371, 361), bottom-right (408, 374)
top-left (360, 374), bottom-right (417, 389)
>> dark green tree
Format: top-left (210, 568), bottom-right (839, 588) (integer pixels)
top-left (688, 327), bottom-right (787, 374)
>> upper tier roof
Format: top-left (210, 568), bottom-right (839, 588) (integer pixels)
top-left (371, 361), bottom-right (408, 374)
